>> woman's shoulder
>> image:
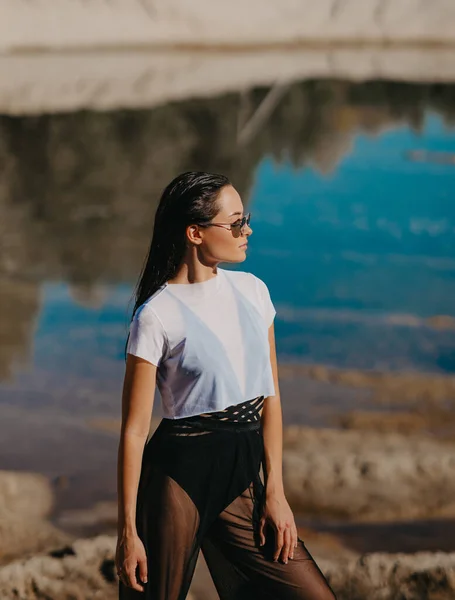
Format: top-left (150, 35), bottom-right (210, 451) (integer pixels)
top-left (132, 285), bottom-right (168, 323)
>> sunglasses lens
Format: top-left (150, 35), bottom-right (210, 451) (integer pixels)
top-left (233, 213), bottom-right (250, 231)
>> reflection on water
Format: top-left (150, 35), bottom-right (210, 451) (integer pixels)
top-left (0, 78), bottom-right (455, 512)
top-left (251, 113), bottom-right (455, 373)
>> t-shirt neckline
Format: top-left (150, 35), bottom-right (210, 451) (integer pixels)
top-left (164, 268), bottom-right (224, 298)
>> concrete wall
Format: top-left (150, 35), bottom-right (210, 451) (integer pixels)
top-left (2, 0), bottom-right (455, 52)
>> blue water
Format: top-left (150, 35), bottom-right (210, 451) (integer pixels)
top-left (1, 109), bottom-right (454, 512)
top-left (245, 113), bottom-right (455, 372)
top-left (4, 113), bottom-right (455, 410)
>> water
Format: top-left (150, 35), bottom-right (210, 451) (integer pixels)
top-left (1, 79), bottom-right (455, 537)
top-left (250, 113), bottom-right (455, 372)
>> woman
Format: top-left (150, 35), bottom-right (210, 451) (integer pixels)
top-left (116, 171), bottom-right (336, 600)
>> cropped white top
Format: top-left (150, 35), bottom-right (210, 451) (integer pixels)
top-left (126, 267), bottom-right (276, 419)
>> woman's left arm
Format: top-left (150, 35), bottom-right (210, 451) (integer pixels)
top-left (259, 322), bottom-right (299, 564)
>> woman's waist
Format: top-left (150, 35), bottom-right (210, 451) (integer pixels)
top-left (161, 395), bottom-right (265, 433)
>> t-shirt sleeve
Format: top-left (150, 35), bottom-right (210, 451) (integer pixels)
top-left (252, 274), bottom-right (276, 328)
top-left (126, 305), bottom-right (167, 366)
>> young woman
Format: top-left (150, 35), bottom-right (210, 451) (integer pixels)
top-left (116, 172), bottom-right (336, 599)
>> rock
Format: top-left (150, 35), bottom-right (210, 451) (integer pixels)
top-left (322, 550), bottom-right (455, 600)
top-left (0, 536), bottom-right (117, 600)
top-left (283, 427), bottom-right (455, 521)
top-left (0, 516), bottom-right (71, 566)
top-left (2, 0), bottom-right (455, 53)
top-left (0, 534), bottom-right (199, 599)
top-left (0, 471), bottom-right (71, 564)
top-left (2, 534), bottom-right (455, 599)
top-left (0, 470), bottom-right (53, 519)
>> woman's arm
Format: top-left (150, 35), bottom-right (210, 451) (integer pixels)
top-left (116, 354), bottom-right (157, 591)
top-left (259, 323), bottom-right (299, 564)
top-left (261, 323), bottom-right (284, 497)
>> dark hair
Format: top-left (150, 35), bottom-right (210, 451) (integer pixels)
top-left (125, 171), bottom-right (231, 360)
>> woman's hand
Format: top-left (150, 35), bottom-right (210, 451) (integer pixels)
top-left (115, 533), bottom-right (148, 592)
top-left (258, 491), bottom-right (299, 564)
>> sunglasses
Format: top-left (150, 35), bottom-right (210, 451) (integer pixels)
top-left (197, 212), bottom-right (251, 233)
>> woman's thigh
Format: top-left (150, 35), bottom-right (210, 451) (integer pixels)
top-left (201, 483), bottom-right (337, 600)
top-left (120, 464), bottom-right (201, 600)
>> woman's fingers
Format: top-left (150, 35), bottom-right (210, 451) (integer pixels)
top-left (273, 525), bottom-right (284, 562)
top-left (124, 561), bottom-right (146, 592)
top-left (272, 523), bottom-right (296, 564)
top-left (281, 527), bottom-right (292, 564)
top-left (116, 538), bottom-right (148, 591)
top-left (289, 525), bottom-right (298, 559)
top-left (138, 555), bottom-right (148, 585)
top-left (258, 516), bottom-right (266, 547)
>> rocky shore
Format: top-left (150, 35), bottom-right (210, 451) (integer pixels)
top-left (2, 415), bottom-right (455, 599)
top-left (3, 532), bottom-right (455, 600)
top-left (283, 426), bottom-right (455, 521)
top-left (0, 471), bottom-right (71, 565)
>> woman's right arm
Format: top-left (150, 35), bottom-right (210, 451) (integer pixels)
top-left (116, 353), bottom-right (157, 592)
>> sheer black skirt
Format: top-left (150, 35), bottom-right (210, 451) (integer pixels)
top-left (119, 396), bottom-right (336, 600)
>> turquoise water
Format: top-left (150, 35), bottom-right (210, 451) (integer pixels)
top-left (28, 113), bottom-right (455, 385)
top-left (0, 88), bottom-right (455, 513)
top-left (247, 113), bottom-right (455, 372)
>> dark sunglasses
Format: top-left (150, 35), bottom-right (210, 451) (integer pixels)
top-left (197, 212), bottom-right (251, 233)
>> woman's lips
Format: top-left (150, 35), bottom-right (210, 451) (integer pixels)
top-left (239, 243), bottom-right (248, 248)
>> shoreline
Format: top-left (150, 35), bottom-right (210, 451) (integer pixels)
top-left (5, 39), bottom-right (455, 56)
top-left (2, 46), bottom-right (455, 117)
top-left (3, 465), bottom-right (455, 599)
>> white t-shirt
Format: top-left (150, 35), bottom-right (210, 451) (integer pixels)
top-left (126, 267), bottom-right (276, 419)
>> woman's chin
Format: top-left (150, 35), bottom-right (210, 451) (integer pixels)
top-left (228, 254), bottom-right (248, 263)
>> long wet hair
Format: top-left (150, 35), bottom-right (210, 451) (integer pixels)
top-left (125, 171), bottom-right (231, 360)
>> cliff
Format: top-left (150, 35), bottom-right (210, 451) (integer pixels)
top-left (2, 0), bottom-right (455, 52)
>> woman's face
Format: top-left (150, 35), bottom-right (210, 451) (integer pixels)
top-left (191, 185), bottom-right (253, 263)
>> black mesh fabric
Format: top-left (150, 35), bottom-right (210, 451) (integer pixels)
top-left (119, 396), bottom-right (336, 599)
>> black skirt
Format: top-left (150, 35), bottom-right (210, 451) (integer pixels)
top-left (119, 396), bottom-right (336, 600)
